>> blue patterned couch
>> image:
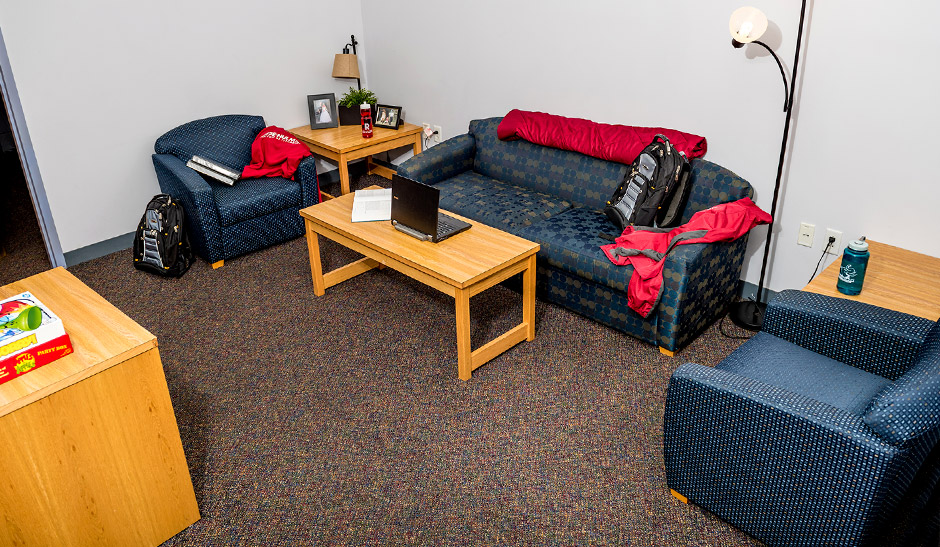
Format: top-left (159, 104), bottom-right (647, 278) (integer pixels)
top-left (664, 290), bottom-right (940, 545)
top-left (397, 117), bottom-right (754, 352)
top-left (152, 115), bottom-right (320, 265)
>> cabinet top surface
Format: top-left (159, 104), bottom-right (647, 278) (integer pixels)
top-left (0, 267), bottom-right (155, 414)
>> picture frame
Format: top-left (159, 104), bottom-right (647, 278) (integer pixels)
top-left (373, 104), bottom-right (402, 130)
top-left (307, 93), bottom-right (338, 129)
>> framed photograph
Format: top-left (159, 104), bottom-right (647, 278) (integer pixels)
top-left (307, 93), bottom-right (338, 129)
top-left (374, 104), bottom-right (402, 129)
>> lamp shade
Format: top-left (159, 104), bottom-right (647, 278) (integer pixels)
top-left (729, 6), bottom-right (768, 44)
top-left (332, 53), bottom-right (361, 79)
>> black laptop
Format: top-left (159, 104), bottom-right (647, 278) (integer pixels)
top-left (390, 175), bottom-right (471, 242)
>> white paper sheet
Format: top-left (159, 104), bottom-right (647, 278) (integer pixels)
top-left (350, 188), bottom-right (392, 222)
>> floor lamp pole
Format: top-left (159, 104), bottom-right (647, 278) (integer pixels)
top-left (729, 0), bottom-right (808, 331)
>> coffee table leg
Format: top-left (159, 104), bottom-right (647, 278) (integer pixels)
top-left (455, 287), bottom-right (472, 381)
top-left (523, 254), bottom-right (536, 341)
top-left (304, 220), bottom-right (326, 296)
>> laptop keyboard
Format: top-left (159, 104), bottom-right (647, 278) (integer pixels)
top-left (437, 213), bottom-right (462, 238)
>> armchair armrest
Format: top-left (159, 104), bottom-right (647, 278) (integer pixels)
top-left (152, 153), bottom-right (223, 261)
top-left (656, 237), bottom-right (748, 351)
top-left (295, 155), bottom-right (320, 207)
top-left (665, 362), bottom-right (906, 543)
top-left (764, 290), bottom-right (934, 380)
top-left (397, 133), bottom-right (475, 186)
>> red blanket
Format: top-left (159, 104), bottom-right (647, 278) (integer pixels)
top-left (496, 109), bottom-right (707, 164)
top-left (600, 198), bottom-right (771, 318)
top-left (241, 126), bottom-right (312, 180)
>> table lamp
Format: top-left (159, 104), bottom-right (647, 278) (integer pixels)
top-left (332, 34), bottom-right (361, 90)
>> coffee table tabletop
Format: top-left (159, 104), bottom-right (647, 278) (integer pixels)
top-left (299, 189), bottom-right (540, 380)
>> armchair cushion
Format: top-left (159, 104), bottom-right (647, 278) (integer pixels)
top-left (154, 114), bottom-right (265, 171)
top-left (865, 320), bottom-right (940, 445)
top-left (765, 290), bottom-right (934, 380)
top-left (720, 331), bottom-right (893, 415)
top-left (212, 176), bottom-right (303, 227)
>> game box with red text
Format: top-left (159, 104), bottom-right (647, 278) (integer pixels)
top-left (0, 292), bottom-right (73, 386)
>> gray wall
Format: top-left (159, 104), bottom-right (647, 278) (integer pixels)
top-left (0, 0), bottom-right (365, 254)
top-left (361, 0), bottom-right (940, 293)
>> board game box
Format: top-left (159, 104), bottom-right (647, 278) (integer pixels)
top-left (0, 292), bottom-right (73, 386)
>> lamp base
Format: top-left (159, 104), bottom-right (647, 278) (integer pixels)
top-left (728, 300), bottom-right (766, 331)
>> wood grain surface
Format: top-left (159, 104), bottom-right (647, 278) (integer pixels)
top-left (803, 240), bottom-right (940, 320)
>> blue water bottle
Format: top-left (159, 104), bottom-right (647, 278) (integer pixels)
top-left (836, 237), bottom-right (870, 295)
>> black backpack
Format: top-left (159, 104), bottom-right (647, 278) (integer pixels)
top-left (133, 194), bottom-right (193, 277)
top-left (604, 134), bottom-right (692, 231)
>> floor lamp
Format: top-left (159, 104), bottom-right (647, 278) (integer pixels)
top-left (727, 2), bottom-right (808, 331)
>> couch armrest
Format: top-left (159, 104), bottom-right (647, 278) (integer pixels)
top-left (295, 155), bottom-right (320, 207)
top-left (764, 290), bottom-right (934, 380)
top-left (656, 237), bottom-right (748, 351)
top-left (665, 362), bottom-right (905, 543)
top-left (152, 153), bottom-right (223, 261)
top-left (397, 133), bottom-right (475, 185)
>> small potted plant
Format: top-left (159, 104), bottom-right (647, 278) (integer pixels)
top-left (337, 87), bottom-right (378, 126)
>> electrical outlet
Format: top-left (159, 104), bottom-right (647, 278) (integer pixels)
top-left (422, 123), bottom-right (432, 138)
top-left (825, 229), bottom-right (842, 255)
top-left (432, 125), bottom-right (442, 144)
top-left (798, 222), bottom-right (815, 247)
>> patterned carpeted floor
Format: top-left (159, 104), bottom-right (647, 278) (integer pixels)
top-left (64, 174), bottom-right (763, 546)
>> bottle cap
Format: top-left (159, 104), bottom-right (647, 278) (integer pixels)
top-left (848, 239), bottom-right (869, 252)
top-left (360, 103), bottom-right (370, 110)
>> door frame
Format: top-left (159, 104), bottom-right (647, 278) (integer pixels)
top-left (0, 26), bottom-right (65, 269)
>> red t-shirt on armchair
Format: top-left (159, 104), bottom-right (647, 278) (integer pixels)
top-left (241, 126), bottom-right (312, 180)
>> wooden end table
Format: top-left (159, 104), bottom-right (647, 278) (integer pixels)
top-left (299, 189), bottom-right (540, 380)
top-left (289, 123), bottom-right (423, 198)
top-left (0, 268), bottom-right (199, 546)
top-left (803, 239), bottom-right (940, 320)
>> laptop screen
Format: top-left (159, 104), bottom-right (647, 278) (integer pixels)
top-left (391, 175), bottom-right (440, 237)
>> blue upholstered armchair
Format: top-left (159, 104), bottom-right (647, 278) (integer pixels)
top-left (152, 115), bottom-right (319, 267)
top-left (664, 290), bottom-right (940, 546)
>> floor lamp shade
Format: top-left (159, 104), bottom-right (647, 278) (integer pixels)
top-left (729, 6), bottom-right (768, 44)
top-left (332, 54), bottom-right (360, 79)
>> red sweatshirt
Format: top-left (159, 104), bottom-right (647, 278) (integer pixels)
top-left (241, 126), bottom-right (312, 180)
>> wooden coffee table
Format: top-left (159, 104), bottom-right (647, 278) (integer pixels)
top-left (289, 123), bottom-right (423, 198)
top-left (299, 190), bottom-right (540, 380)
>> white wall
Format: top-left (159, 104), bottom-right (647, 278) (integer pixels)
top-left (362, 0), bottom-right (940, 293)
top-left (0, 0), bottom-right (364, 253)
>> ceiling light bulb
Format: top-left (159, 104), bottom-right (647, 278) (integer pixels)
top-left (739, 21), bottom-right (753, 39)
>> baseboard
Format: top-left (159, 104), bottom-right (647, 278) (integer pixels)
top-left (737, 280), bottom-right (777, 303)
top-left (64, 231), bottom-right (134, 266)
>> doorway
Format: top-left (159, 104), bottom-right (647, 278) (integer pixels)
top-left (0, 98), bottom-right (49, 284)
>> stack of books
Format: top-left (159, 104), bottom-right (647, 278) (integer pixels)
top-left (0, 292), bottom-right (73, 385)
top-left (186, 155), bottom-right (241, 186)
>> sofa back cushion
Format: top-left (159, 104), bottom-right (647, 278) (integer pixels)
top-left (469, 117), bottom-right (626, 210)
top-left (680, 160), bottom-right (755, 224)
top-left (155, 114), bottom-right (265, 171)
top-left (864, 319), bottom-right (940, 445)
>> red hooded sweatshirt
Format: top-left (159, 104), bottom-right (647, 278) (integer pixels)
top-left (241, 126), bottom-right (312, 180)
top-left (600, 197), bottom-right (771, 318)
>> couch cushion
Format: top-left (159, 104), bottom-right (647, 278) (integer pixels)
top-left (155, 115), bottom-right (265, 171)
top-left (718, 332), bottom-right (893, 415)
top-left (468, 117), bottom-right (627, 210)
top-left (864, 319), bottom-right (940, 445)
top-left (515, 207), bottom-right (634, 293)
top-left (212, 176), bottom-right (302, 227)
top-left (436, 171), bottom-right (573, 232)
